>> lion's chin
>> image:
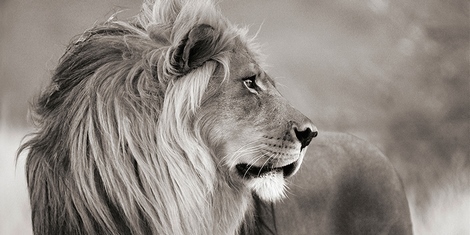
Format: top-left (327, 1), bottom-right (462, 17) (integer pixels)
top-left (247, 170), bottom-right (287, 202)
top-left (235, 158), bottom-right (303, 202)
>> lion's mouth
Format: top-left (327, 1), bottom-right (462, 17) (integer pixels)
top-left (236, 161), bottom-right (298, 179)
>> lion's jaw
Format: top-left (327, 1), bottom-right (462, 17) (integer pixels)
top-left (242, 151), bottom-right (307, 202)
top-left (220, 134), bottom-right (309, 202)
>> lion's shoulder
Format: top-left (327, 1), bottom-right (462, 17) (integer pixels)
top-left (269, 132), bottom-right (413, 235)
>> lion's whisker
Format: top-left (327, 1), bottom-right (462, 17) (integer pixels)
top-left (219, 140), bottom-right (264, 168)
top-left (242, 153), bottom-right (265, 177)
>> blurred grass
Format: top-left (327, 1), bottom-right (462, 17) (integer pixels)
top-left (1, 0), bottom-right (469, 234)
top-left (0, 125), bottom-right (31, 235)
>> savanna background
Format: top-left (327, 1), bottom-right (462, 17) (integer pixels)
top-left (1, 0), bottom-right (468, 234)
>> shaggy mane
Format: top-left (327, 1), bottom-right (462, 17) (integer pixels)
top-left (19, 0), bottom-right (264, 234)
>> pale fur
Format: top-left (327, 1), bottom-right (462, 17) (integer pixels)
top-left (248, 172), bottom-right (287, 202)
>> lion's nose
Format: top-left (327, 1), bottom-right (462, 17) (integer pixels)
top-left (293, 124), bottom-right (318, 149)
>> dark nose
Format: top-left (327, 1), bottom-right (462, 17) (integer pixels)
top-left (294, 125), bottom-right (318, 149)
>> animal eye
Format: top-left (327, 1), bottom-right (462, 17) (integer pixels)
top-left (243, 76), bottom-right (257, 90)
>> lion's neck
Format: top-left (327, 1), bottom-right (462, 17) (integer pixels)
top-left (212, 174), bottom-right (254, 235)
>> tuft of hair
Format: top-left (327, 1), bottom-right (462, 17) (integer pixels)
top-left (248, 172), bottom-right (287, 202)
top-left (18, 0), bottom-right (261, 234)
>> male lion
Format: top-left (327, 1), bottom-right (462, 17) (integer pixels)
top-left (20, 0), bottom-right (316, 234)
top-left (20, 0), bottom-right (412, 234)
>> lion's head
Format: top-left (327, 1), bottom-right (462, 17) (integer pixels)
top-left (203, 39), bottom-right (317, 201)
top-left (20, 0), bottom-right (317, 234)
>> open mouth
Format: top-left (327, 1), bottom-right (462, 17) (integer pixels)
top-left (236, 161), bottom-right (298, 179)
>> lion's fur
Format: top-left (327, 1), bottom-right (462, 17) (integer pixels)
top-left (19, 0), bottom-right (269, 234)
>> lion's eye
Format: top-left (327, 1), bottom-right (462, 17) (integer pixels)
top-left (243, 76), bottom-right (257, 91)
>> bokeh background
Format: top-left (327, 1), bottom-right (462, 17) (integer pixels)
top-left (1, 0), bottom-right (468, 234)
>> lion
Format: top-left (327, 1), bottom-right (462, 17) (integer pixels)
top-left (19, 0), bottom-right (317, 234)
top-left (19, 0), bottom-right (412, 234)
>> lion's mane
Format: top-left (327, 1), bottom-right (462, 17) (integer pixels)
top-left (19, 0), bottom-right (259, 234)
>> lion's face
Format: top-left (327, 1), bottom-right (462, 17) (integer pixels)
top-left (198, 39), bottom-right (318, 202)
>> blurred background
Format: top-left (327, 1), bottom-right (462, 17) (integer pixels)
top-left (1, 0), bottom-right (468, 234)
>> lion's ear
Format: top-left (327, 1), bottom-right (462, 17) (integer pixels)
top-left (170, 24), bottom-right (217, 74)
